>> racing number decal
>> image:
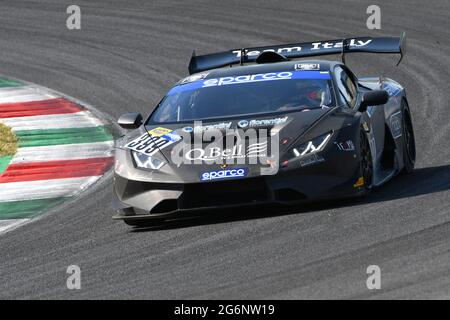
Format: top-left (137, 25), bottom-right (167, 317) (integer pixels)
top-left (125, 133), bottom-right (175, 156)
top-left (126, 134), bottom-right (149, 148)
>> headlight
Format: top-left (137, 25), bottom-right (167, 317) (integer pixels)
top-left (131, 151), bottom-right (166, 170)
top-left (292, 132), bottom-right (332, 158)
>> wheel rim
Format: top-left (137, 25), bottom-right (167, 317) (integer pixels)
top-left (360, 131), bottom-right (373, 188)
top-left (403, 109), bottom-right (416, 164)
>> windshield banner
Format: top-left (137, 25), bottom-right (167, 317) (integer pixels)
top-left (167, 71), bottom-right (330, 96)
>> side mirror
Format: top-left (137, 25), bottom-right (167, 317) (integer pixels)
top-left (117, 112), bottom-right (143, 129)
top-left (359, 90), bottom-right (389, 113)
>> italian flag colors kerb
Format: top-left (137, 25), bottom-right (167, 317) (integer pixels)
top-left (0, 78), bottom-right (113, 233)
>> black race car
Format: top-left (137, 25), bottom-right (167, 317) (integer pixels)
top-left (113, 33), bottom-right (416, 227)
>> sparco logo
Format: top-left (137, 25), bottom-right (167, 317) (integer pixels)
top-left (200, 168), bottom-right (248, 181)
top-left (203, 72), bottom-right (293, 87)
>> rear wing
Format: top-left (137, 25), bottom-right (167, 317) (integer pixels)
top-left (188, 32), bottom-right (405, 74)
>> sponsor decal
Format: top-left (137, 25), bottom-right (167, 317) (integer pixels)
top-left (197, 122), bottom-right (232, 131)
top-left (182, 123), bottom-right (232, 133)
top-left (182, 126), bottom-right (193, 133)
top-left (237, 120), bottom-right (249, 128)
top-left (237, 117), bottom-right (288, 128)
top-left (382, 82), bottom-right (401, 97)
top-left (147, 127), bottom-right (181, 142)
top-left (298, 153), bottom-right (325, 167)
top-left (185, 141), bottom-right (268, 161)
top-left (295, 63), bottom-right (320, 71)
top-left (171, 121), bottom-right (280, 175)
top-left (310, 40), bottom-right (373, 50)
top-left (202, 71), bottom-right (330, 88)
top-left (162, 131), bottom-right (182, 142)
top-left (148, 127), bottom-right (173, 137)
top-left (233, 47), bottom-right (303, 58)
top-left (390, 111), bottom-right (402, 138)
top-left (231, 39), bottom-right (372, 58)
top-left (203, 71), bottom-right (294, 87)
top-left (335, 140), bottom-right (355, 151)
top-left (166, 71), bottom-right (330, 96)
top-left (354, 176), bottom-right (365, 188)
top-left (248, 116), bottom-right (288, 127)
top-left (238, 117), bottom-right (288, 129)
top-left (200, 167), bottom-right (248, 181)
top-left (180, 72), bottom-right (209, 84)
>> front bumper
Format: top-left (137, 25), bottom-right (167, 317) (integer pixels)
top-left (113, 121), bottom-right (365, 221)
top-left (113, 160), bottom-right (363, 221)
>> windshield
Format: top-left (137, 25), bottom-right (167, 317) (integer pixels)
top-left (149, 71), bottom-right (335, 124)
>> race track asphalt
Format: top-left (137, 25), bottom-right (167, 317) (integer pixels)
top-left (0, 0), bottom-right (449, 299)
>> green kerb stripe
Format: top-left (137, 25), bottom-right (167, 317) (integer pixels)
top-left (0, 78), bottom-right (24, 88)
top-left (15, 126), bottom-right (113, 148)
top-left (0, 198), bottom-right (66, 219)
top-left (0, 155), bottom-right (12, 174)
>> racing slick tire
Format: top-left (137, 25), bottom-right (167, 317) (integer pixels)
top-left (401, 99), bottom-right (416, 174)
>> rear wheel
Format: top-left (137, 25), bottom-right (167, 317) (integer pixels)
top-left (402, 100), bottom-right (416, 174)
top-left (359, 128), bottom-right (374, 194)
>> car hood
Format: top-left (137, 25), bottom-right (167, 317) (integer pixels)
top-left (115, 108), bottom-right (332, 182)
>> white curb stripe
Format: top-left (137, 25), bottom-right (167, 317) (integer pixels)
top-left (0, 111), bottom-right (105, 131)
top-left (11, 141), bottom-right (114, 163)
top-left (0, 176), bottom-right (100, 202)
top-left (0, 86), bottom-right (57, 103)
top-left (0, 219), bottom-right (30, 233)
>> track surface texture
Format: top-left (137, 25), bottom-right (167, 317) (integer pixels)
top-left (0, 0), bottom-right (449, 299)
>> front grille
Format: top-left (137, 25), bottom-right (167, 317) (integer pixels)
top-left (179, 177), bottom-right (269, 209)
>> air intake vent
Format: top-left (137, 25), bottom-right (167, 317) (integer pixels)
top-left (150, 199), bottom-right (178, 214)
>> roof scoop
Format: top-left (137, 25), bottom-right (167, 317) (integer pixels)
top-left (256, 51), bottom-right (289, 64)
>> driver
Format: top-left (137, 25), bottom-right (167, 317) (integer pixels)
top-left (278, 80), bottom-right (330, 111)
